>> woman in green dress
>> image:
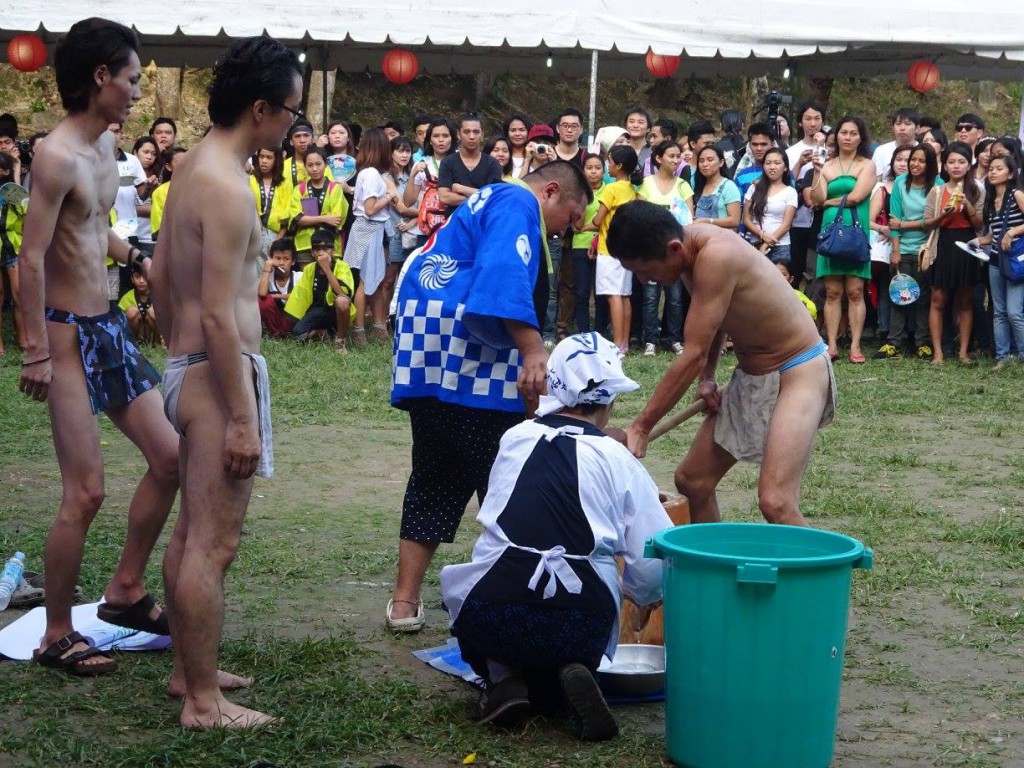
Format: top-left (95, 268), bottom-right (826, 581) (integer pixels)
top-left (810, 115), bottom-right (877, 363)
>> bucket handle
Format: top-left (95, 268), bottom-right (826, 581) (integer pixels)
top-left (736, 563), bottom-right (778, 586)
top-left (643, 537), bottom-right (660, 560)
top-left (854, 547), bottom-right (874, 570)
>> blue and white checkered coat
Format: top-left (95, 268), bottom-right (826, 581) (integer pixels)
top-left (391, 183), bottom-right (543, 414)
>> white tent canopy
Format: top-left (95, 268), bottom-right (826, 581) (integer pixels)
top-left (2, 1), bottom-right (1024, 80)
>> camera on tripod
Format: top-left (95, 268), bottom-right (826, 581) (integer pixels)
top-left (759, 91), bottom-right (793, 142)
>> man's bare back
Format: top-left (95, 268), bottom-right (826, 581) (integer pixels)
top-left (679, 224), bottom-right (821, 376)
top-left (155, 138), bottom-right (263, 355)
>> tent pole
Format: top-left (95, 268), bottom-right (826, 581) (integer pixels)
top-left (587, 50), bottom-right (599, 138)
top-left (588, 49), bottom-right (598, 139)
top-left (1019, 74), bottom-right (1024, 146)
top-left (321, 46), bottom-right (329, 135)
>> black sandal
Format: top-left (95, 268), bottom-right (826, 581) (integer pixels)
top-left (33, 631), bottom-right (118, 677)
top-left (97, 592), bottom-right (170, 635)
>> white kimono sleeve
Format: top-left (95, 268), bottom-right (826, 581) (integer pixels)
top-left (618, 456), bottom-right (674, 606)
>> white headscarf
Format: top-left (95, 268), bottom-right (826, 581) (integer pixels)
top-left (536, 332), bottom-right (639, 417)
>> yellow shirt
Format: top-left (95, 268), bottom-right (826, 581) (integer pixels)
top-left (118, 289), bottom-right (141, 312)
top-left (286, 180), bottom-right (350, 253)
top-left (795, 289), bottom-right (817, 320)
top-left (573, 182), bottom-right (604, 249)
top-left (150, 182), bottom-right (170, 237)
top-left (0, 199), bottom-right (25, 262)
top-left (597, 180), bottom-right (636, 255)
top-left (279, 156), bottom-right (335, 204)
top-left (283, 258), bottom-right (357, 322)
top-left (249, 175), bottom-right (291, 234)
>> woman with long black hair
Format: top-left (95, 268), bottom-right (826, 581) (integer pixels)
top-left (344, 128), bottom-right (398, 344)
top-left (923, 142), bottom-right (984, 365)
top-left (810, 115), bottom-right (876, 363)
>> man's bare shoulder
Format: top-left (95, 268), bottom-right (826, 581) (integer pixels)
top-left (29, 134), bottom-right (79, 191)
top-left (687, 226), bottom-right (748, 274)
top-left (174, 143), bottom-right (254, 203)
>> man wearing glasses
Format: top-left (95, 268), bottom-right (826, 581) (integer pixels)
top-left (150, 34), bottom-right (304, 729)
top-left (554, 108), bottom-right (587, 166)
top-left (954, 113), bottom-right (986, 155)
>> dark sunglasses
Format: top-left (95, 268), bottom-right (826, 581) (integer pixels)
top-left (955, 123), bottom-right (979, 131)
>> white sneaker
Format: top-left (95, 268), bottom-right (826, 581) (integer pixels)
top-left (643, 343), bottom-right (656, 356)
top-left (671, 342), bottom-right (684, 355)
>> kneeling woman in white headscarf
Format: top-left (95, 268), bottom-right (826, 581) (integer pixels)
top-left (439, 332), bottom-right (673, 742)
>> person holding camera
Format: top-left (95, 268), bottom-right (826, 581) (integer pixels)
top-left (522, 124), bottom-right (559, 176)
top-left (0, 126), bottom-right (24, 186)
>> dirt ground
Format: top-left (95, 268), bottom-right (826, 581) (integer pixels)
top-left (2, 409), bottom-right (1022, 766)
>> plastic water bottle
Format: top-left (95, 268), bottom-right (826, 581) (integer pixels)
top-left (0, 552), bottom-right (26, 611)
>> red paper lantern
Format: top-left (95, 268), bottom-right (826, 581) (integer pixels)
top-left (907, 60), bottom-right (940, 93)
top-left (646, 49), bottom-right (680, 79)
top-left (382, 49), bottom-right (418, 84)
top-left (7, 34), bottom-right (46, 73)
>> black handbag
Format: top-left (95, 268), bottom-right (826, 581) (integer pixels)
top-left (816, 195), bottom-right (870, 264)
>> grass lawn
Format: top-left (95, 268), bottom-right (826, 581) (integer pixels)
top-left (0, 337), bottom-right (1022, 767)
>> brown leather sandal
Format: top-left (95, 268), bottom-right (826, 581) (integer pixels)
top-left (33, 631), bottom-right (118, 677)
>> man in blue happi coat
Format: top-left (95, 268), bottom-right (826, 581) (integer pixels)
top-left (386, 160), bottom-right (592, 633)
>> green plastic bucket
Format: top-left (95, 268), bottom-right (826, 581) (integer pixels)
top-left (645, 523), bottom-right (873, 768)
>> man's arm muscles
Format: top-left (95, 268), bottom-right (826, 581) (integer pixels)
top-left (199, 188), bottom-right (256, 422)
top-left (633, 268), bottom-right (732, 433)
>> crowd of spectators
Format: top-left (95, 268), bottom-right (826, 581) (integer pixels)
top-left (2, 100), bottom-right (1022, 367)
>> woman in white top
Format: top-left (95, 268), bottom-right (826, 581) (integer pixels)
top-left (382, 135), bottom-right (420, 315)
top-left (742, 148), bottom-right (798, 265)
top-left (502, 113), bottom-right (532, 180)
top-left (403, 118), bottom-right (455, 247)
top-left (344, 128), bottom-right (401, 343)
top-left (131, 136), bottom-right (162, 255)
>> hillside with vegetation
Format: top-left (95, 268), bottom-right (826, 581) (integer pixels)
top-left (3, 63), bottom-right (1020, 147)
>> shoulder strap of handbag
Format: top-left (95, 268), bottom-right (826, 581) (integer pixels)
top-left (834, 195), bottom-right (849, 222)
top-left (998, 188), bottom-right (1016, 228)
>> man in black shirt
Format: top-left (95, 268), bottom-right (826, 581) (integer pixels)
top-left (438, 113), bottom-right (502, 213)
top-left (554, 108), bottom-right (586, 166)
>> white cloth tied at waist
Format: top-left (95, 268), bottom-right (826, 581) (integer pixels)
top-left (511, 543), bottom-right (588, 599)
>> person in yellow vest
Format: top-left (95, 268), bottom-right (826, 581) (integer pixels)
top-left (149, 147), bottom-right (188, 239)
top-left (279, 119), bottom-right (334, 199)
top-left (284, 228), bottom-right (356, 351)
top-left (0, 152), bottom-right (26, 353)
top-left (117, 261), bottom-right (161, 344)
top-left (249, 147), bottom-right (291, 256)
top-left (285, 147), bottom-right (349, 266)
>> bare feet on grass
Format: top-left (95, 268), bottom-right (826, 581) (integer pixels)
top-left (167, 669), bottom-right (254, 699)
top-left (181, 696), bottom-right (279, 730)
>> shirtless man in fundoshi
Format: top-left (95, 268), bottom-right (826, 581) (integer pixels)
top-left (149, 35), bottom-right (303, 729)
top-left (18, 17), bottom-right (179, 678)
top-left (609, 200), bottom-right (837, 528)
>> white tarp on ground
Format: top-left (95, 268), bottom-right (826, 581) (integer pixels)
top-left (1, 1), bottom-right (1024, 79)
